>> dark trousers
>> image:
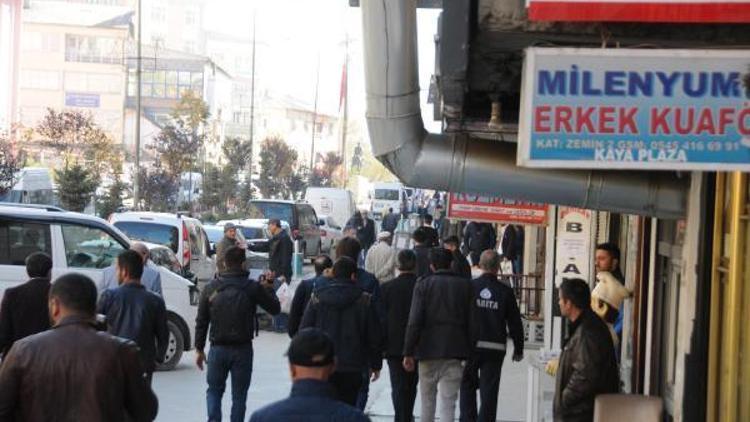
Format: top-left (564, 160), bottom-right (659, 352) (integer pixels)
top-left (355, 370), bottom-right (370, 410)
top-left (206, 344), bottom-right (254, 422)
top-left (460, 351), bottom-right (506, 422)
top-left (388, 358), bottom-right (419, 422)
top-left (329, 371), bottom-right (364, 407)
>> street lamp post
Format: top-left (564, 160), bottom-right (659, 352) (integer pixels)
top-left (133, 0), bottom-right (143, 210)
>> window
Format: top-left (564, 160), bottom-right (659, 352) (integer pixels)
top-left (186, 223), bottom-right (206, 257)
top-left (185, 10), bottom-right (196, 26)
top-left (61, 225), bottom-right (125, 269)
top-left (374, 189), bottom-right (400, 201)
top-left (65, 34), bottom-right (123, 64)
top-left (248, 202), bottom-right (294, 226)
top-left (113, 222), bottom-right (179, 253)
top-left (0, 221), bottom-right (52, 266)
top-left (129, 69), bottom-right (203, 99)
top-left (20, 70), bottom-right (60, 90)
top-left (65, 72), bottom-right (121, 94)
top-left (22, 32), bottom-right (59, 53)
top-left (151, 6), bottom-right (166, 22)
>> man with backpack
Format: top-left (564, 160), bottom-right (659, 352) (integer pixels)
top-left (299, 257), bottom-right (383, 406)
top-left (195, 246), bottom-right (281, 422)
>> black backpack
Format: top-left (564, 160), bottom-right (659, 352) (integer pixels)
top-left (209, 281), bottom-right (255, 344)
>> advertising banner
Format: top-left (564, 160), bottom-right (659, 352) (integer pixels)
top-left (527, 0), bottom-right (750, 23)
top-left (65, 92), bottom-right (100, 108)
top-left (447, 193), bottom-right (549, 226)
top-left (518, 48), bottom-right (750, 171)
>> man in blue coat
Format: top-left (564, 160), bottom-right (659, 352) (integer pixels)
top-left (249, 328), bottom-right (369, 422)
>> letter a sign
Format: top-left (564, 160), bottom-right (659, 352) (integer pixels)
top-left (555, 207), bottom-right (592, 288)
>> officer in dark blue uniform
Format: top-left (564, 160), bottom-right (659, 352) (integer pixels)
top-left (460, 250), bottom-right (525, 422)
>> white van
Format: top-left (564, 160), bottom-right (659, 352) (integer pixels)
top-left (0, 204), bottom-right (198, 370)
top-left (109, 212), bottom-right (216, 285)
top-left (305, 187), bottom-right (356, 229)
top-left (370, 182), bottom-right (404, 220)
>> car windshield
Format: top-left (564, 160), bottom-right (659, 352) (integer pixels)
top-left (240, 226), bottom-right (266, 240)
top-left (374, 189), bottom-right (400, 200)
top-left (248, 202), bottom-right (293, 224)
top-left (114, 222), bottom-right (179, 253)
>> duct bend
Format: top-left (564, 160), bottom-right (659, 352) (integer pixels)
top-left (361, 0), bottom-right (688, 219)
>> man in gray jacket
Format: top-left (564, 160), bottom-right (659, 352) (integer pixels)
top-left (403, 248), bottom-right (474, 422)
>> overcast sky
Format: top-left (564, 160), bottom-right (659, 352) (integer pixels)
top-left (205, 0), bottom-right (441, 131)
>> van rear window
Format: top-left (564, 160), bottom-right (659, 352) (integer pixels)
top-left (114, 222), bottom-right (179, 253)
top-left (374, 189), bottom-right (400, 200)
top-left (248, 202), bottom-right (294, 225)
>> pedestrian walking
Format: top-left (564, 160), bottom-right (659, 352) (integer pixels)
top-left (382, 250), bottom-right (420, 422)
top-left (365, 231), bottom-right (398, 283)
top-left (97, 250), bottom-right (169, 385)
top-left (345, 210), bottom-right (364, 234)
top-left (300, 257), bottom-right (383, 407)
top-left (335, 236), bottom-right (383, 410)
top-left (382, 207), bottom-right (401, 234)
top-left (0, 273), bottom-right (158, 421)
top-left (358, 210), bottom-right (376, 257)
top-left (0, 252), bottom-right (52, 358)
top-left (464, 222), bottom-right (497, 267)
top-left (249, 328), bottom-right (369, 421)
top-left (422, 214), bottom-right (440, 247)
top-left (500, 225), bottom-right (524, 275)
top-left (287, 255), bottom-right (333, 337)
top-left (460, 250), bottom-right (525, 422)
top-left (412, 227), bottom-right (432, 279)
top-left (194, 246), bottom-right (281, 422)
top-left (553, 278), bottom-right (620, 422)
top-left (251, 218), bottom-right (293, 332)
top-left (403, 248), bottom-right (474, 422)
top-left (216, 223), bottom-right (247, 275)
top-left (102, 242), bottom-right (163, 295)
top-left (443, 235), bottom-right (472, 279)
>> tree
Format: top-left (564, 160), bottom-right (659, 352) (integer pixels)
top-left (257, 136), bottom-right (298, 199)
top-left (222, 137), bottom-right (253, 174)
top-left (309, 152), bottom-right (343, 188)
top-left (171, 90), bottom-right (209, 133)
top-left (150, 119), bottom-right (206, 178)
top-left (237, 172), bottom-right (256, 214)
top-left (0, 131), bottom-right (24, 197)
top-left (287, 164), bottom-right (309, 200)
top-left (137, 162), bottom-right (179, 212)
top-left (55, 164), bottom-right (98, 212)
top-left (36, 109), bottom-right (120, 209)
top-left (97, 175), bottom-right (127, 218)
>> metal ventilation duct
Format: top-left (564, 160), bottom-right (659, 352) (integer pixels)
top-left (360, 0), bottom-right (688, 219)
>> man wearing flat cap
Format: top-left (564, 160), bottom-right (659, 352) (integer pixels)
top-left (365, 231), bottom-right (398, 283)
top-left (249, 328), bottom-right (369, 421)
top-left (216, 222), bottom-right (246, 275)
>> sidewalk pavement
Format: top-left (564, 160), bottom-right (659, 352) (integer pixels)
top-left (154, 332), bottom-right (530, 422)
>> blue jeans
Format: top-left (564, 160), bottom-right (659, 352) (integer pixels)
top-left (206, 344), bottom-right (253, 422)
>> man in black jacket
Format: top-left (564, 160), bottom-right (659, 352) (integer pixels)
top-left (443, 236), bottom-right (472, 279)
top-left (464, 222), bottom-right (497, 267)
top-left (287, 255), bottom-right (333, 337)
top-left (267, 218), bottom-right (294, 281)
top-left (195, 246), bottom-right (281, 422)
top-left (554, 278), bottom-right (619, 422)
top-left (300, 257), bottom-right (383, 406)
top-left (358, 211), bottom-right (377, 256)
top-left (0, 252), bottom-right (53, 357)
top-left (381, 208), bottom-right (400, 234)
top-left (403, 248), bottom-right (473, 422)
top-left (97, 250), bottom-right (168, 386)
top-left (422, 214), bottom-right (440, 247)
top-left (412, 227), bottom-right (432, 279)
top-left (382, 250), bottom-right (419, 422)
top-left (460, 250), bottom-right (525, 422)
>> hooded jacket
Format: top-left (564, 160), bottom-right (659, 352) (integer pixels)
top-left (299, 280), bottom-right (383, 373)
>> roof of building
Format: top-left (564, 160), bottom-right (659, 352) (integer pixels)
top-left (24, 1), bottom-right (133, 29)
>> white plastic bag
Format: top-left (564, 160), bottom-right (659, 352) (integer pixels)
top-left (276, 279), bottom-right (300, 314)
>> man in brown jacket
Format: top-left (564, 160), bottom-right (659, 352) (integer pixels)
top-left (0, 273), bottom-right (158, 421)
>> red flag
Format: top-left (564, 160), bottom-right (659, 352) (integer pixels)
top-left (338, 61), bottom-right (347, 112)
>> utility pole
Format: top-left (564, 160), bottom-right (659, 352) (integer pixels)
top-left (248, 11), bottom-right (256, 181)
top-left (133, 0), bottom-right (143, 210)
top-left (310, 53), bottom-right (320, 170)
top-left (341, 33), bottom-right (350, 184)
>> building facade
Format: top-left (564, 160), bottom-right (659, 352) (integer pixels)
top-left (17, 0), bottom-right (132, 143)
top-left (0, 0), bottom-right (22, 132)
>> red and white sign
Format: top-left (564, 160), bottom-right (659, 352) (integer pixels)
top-left (447, 193), bottom-right (549, 226)
top-left (528, 0), bottom-right (750, 23)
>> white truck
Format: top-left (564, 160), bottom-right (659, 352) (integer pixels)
top-left (304, 187), bottom-right (356, 229)
top-left (369, 182), bottom-right (405, 220)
